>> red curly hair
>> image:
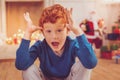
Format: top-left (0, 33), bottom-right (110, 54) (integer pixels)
top-left (39, 4), bottom-right (68, 27)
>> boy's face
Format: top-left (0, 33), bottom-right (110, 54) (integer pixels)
top-left (42, 19), bottom-right (68, 52)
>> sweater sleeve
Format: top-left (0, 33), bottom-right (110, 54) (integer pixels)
top-left (15, 39), bottom-right (39, 70)
top-left (75, 34), bottom-right (98, 69)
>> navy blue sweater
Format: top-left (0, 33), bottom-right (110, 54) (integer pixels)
top-left (15, 34), bottom-right (97, 78)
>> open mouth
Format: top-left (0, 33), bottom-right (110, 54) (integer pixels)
top-left (51, 42), bottom-right (59, 47)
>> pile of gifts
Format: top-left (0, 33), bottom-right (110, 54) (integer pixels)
top-left (100, 44), bottom-right (120, 59)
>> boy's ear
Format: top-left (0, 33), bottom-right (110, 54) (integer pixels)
top-left (39, 26), bottom-right (43, 30)
top-left (67, 27), bottom-right (70, 32)
top-left (67, 27), bottom-right (70, 35)
top-left (39, 27), bottom-right (44, 35)
top-left (41, 30), bottom-right (44, 35)
top-left (65, 24), bottom-right (70, 31)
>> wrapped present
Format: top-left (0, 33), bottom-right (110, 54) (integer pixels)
top-left (110, 44), bottom-right (118, 50)
top-left (107, 33), bottom-right (118, 40)
top-left (101, 51), bottom-right (112, 59)
top-left (100, 46), bottom-right (108, 52)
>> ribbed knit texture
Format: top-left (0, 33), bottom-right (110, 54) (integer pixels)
top-left (15, 34), bottom-right (97, 78)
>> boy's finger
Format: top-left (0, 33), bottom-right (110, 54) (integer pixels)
top-left (36, 26), bottom-right (43, 31)
top-left (70, 8), bottom-right (73, 15)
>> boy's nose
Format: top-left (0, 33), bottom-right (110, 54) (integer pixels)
top-left (52, 33), bottom-right (58, 39)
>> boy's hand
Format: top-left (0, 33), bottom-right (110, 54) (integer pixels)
top-left (65, 8), bottom-right (73, 30)
top-left (23, 12), bottom-right (42, 40)
top-left (24, 12), bottom-right (33, 24)
top-left (66, 8), bottom-right (84, 36)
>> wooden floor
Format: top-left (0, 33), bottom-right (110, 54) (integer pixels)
top-left (91, 58), bottom-right (120, 80)
top-left (0, 58), bottom-right (120, 80)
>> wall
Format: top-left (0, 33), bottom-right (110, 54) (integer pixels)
top-left (0, 1), bottom-right (2, 32)
top-left (1, 0), bottom-right (120, 37)
top-left (53, 0), bottom-right (120, 33)
top-left (6, 1), bottom-right (44, 37)
top-left (0, 0), bottom-right (6, 36)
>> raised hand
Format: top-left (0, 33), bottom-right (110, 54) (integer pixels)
top-left (23, 12), bottom-right (42, 40)
top-left (65, 8), bottom-right (74, 30)
top-left (24, 12), bottom-right (33, 24)
top-left (65, 8), bottom-right (84, 36)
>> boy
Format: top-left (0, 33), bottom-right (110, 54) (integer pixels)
top-left (15, 4), bottom-right (97, 80)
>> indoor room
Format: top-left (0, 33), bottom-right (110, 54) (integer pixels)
top-left (0, 0), bottom-right (120, 80)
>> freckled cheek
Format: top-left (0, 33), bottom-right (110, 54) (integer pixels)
top-left (45, 38), bottom-right (52, 45)
top-left (59, 35), bottom-right (67, 41)
top-left (57, 34), bottom-right (66, 39)
top-left (45, 36), bottom-right (52, 40)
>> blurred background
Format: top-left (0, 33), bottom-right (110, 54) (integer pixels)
top-left (0, 0), bottom-right (120, 80)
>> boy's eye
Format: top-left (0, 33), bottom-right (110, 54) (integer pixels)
top-left (57, 29), bottom-right (62, 32)
top-left (46, 30), bottom-right (51, 33)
